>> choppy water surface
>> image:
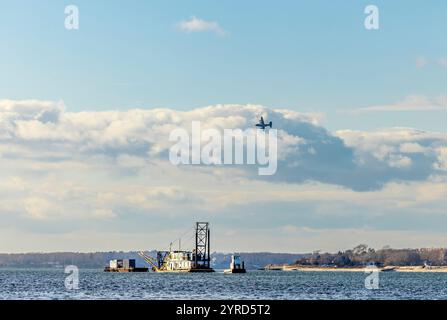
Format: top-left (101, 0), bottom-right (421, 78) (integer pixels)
top-left (1, 269), bottom-right (447, 300)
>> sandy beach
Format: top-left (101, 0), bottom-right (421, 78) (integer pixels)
top-left (267, 265), bottom-right (447, 272)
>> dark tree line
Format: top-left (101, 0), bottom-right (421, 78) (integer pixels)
top-left (0, 251), bottom-right (154, 269)
top-left (0, 251), bottom-right (307, 269)
top-left (295, 245), bottom-right (447, 267)
top-left (1, 246), bottom-right (445, 269)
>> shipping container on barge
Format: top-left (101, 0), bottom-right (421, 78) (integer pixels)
top-left (138, 222), bottom-right (214, 273)
top-left (104, 259), bottom-right (148, 272)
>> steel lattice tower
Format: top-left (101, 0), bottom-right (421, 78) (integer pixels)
top-left (194, 222), bottom-right (211, 269)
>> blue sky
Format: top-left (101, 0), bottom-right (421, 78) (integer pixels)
top-left (1, 0), bottom-right (447, 131)
top-left (1, 1), bottom-right (447, 252)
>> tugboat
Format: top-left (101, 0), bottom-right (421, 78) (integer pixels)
top-left (224, 254), bottom-right (246, 274)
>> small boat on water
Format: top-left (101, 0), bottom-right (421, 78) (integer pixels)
top-left (224, 255), bottom-right (246, 274)
top-left (264, 264), bottom-right (284, 271)
top-left (381, 266), bottom-right (396, 272)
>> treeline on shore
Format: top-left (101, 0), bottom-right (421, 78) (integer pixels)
top-left (1, 245), bottom-right (444, 269)
top-left (0, 251), bottom-right (155, 269)
top-left (295, 245), bottom-right (447, 267)
top-left (0, 251), bottom-right (306, 269)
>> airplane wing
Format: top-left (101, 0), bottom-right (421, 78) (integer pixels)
top-left (260, 117), bottom-right (265, 125)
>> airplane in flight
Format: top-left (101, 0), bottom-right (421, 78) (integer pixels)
top-left (255, 116), bottom-right (272, 130)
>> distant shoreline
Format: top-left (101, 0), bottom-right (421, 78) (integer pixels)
top-left (266, 264), bottom-right (447, 272)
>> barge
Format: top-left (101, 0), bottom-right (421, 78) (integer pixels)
top-left (139, 222), bottom-right (214, 273)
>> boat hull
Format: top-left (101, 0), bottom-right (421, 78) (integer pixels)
top-left (104, 267), bottom-right (148, 272)
top-left (155, 268), bottom-right (215, 273)
top-left (224, 269), bottom-right (246, 274)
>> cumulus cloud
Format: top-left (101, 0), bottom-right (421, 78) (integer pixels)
top-left (434, 147), bottom-right (447, 171)
top-left (399, 142), bottom-right (428, 154)
top-left (2, 100), bottom-right (447, 251)
top-left (177, 16), bottom-right (227, 36)
top-left (1, 100), bottom-right (447, 193)
top-left (336, 127), bottom-right (447, 188)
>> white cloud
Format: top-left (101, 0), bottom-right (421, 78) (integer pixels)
top-left (416, 56), bottom-right (428, 68)
top-left (400, 142), bottom-right (428, 154)
top-left (177, 16), bottom-right (227, 36)
top-left (387, 154), bottom-right (412, 168)
top-left (351, 95), bottom-right (447, 113)
top-left (93, 208), bottom-right (117, 219)
top-left (1, 100), bottom-right (446, 192)
top-left (437, 58), bottom-right (447, 68)
top-left (24, 197), bottom-right (58, 220)
top-left (414, 57), bottom-right (447, 69)
top-left (434, 147), bottom-right (447, 171)
top-left (1, 100), bottom-right (447, 251)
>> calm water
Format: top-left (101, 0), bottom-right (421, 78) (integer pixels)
top-left (1, 269), bottom-right (447, 300)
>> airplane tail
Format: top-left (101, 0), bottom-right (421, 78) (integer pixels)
top-left (268, 121), bottom-right (272, 128)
